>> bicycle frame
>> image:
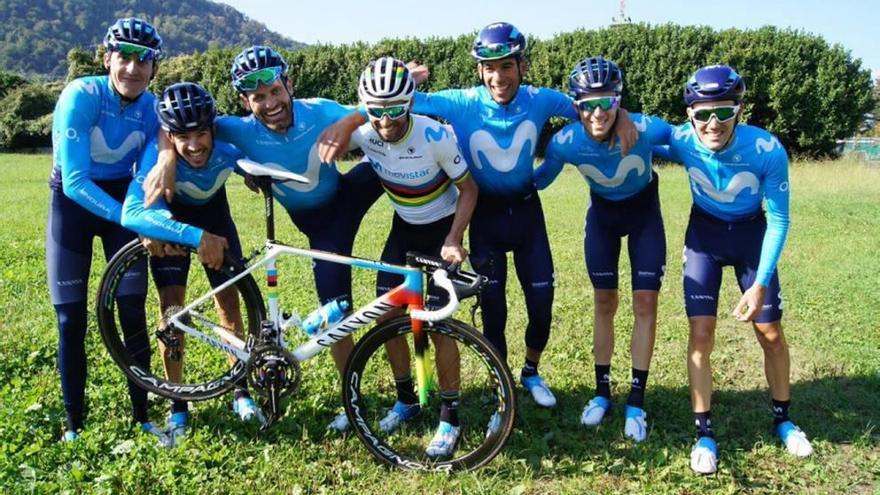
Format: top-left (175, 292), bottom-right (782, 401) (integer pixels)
top-left (164, 241), bottom-right (427, 366)
top-left (161, 161), bottom-right (445, 405)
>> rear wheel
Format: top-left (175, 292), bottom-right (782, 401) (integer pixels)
top-left (95, 239), bottom-right (266, 402)
top-left (343, 316), bottom-right (515, 471)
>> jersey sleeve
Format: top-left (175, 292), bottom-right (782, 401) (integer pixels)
top-left (541, 87), bottom-right (577, 121)
top-left (413, 89), bottom-right (469, 121)
top-left (215, 115), bottom-right (244, 143)
top-left (348, 123), bottom-right (370, 151)
top-left (533, 127), bottom-right (570, 190)
top-left (121, 139), bottom-right (204, 248)
top-left (645, 116), bottom-right (673, 147)
top-left (52, 81), bottom-right (125, 223)
top-left (756, 145), bottom-right (791, 286)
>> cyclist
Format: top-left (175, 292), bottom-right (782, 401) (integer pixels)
top-left (659, 65), bottom-right (812, 474)
top-left (534, 57), bottom-right (671, 442)
top-left (143, 46), bottom-right (384, 429)
top-left (321, 22), bottom-right (637, 409)
top-left (121, 82), bottom-right (264, 445)
top-left (347, 57), bottom-right (478, 456)
top-left (47, 17), bottom-right (167, 443)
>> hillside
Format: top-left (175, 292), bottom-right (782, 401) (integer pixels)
top-left (0, 0), bottom-right (306, 79)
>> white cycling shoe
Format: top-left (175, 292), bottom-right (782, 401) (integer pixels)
top-left (776, 421), bottom-right (813, 457)
top-left (326, 412), bottom-right (350, 432)
top-left (690, 436), bottom-right (719, 475)
top-left (233, 396), bottom-right (267, 425)
top-left (379, 401), bottom-right (420, 434)
top-left (521, 374), bottom-right (557, 408)
top-left (425, 421), bottom-right (460, 458)
top-left (624, 405), bottom-right (648, 442)
top-left (580, 396), bottom-right (611, 426)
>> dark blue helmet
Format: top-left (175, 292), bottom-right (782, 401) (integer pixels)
top-left (471, 22), bottom-right (527, 61)
top-left (568, 57), bottom-right (623, 97)
top-left (684, 65), bottom-right (746, 106)
top-left (157, 82), bottom-right (217, 133)
top-left (231, 46), bottom-right (289, 93)
top-left (104, 18), bottom-right (163, 58)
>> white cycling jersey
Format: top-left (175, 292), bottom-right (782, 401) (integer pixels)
top-left (352, 114), bottom-right (469, 225)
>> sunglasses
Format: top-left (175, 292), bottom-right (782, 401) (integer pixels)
top-left (475, 43), bottom-right (516, 60)
top-left (366, 104), bottom-right (408, 120)
top-left (575, 95), bottom-right (621, 113)
top-left (109, 41), bottom-right (158, 62)
top-left (690, 105), bottom-right (740, 123)
top-left (234, 66), bottom-right (283, 92)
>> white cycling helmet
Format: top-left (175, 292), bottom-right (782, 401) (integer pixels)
top-left (358, 57), bottom-right (415, 105)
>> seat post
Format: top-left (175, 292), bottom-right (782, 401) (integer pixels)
top-left (259, 179), bottom-right (275, 242)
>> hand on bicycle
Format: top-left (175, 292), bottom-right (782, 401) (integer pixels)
top-left (440, 238), bottom-right (468, 264)
top-left (197, 232), bottom-right (228, 270)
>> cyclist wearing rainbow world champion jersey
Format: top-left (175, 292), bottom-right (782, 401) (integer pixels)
top-left (654, 65), bottom-right (812, 475)
top-left (534, 57), bottom-right (672, 444)
top-left (47, 17), bottom-right (167, 444)
top-left (321, 22), bottom-right (638, 409)
top-left (123, 83), bottom-right (266, 446)
top-left (344, 57), bottom-right (478, 456)
top-left (144, 46), bottom-right (384, 429)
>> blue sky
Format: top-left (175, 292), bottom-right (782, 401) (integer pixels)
top-left (217, 0), bottom-right (879, 80)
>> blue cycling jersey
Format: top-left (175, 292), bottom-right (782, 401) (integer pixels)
top-left (663, 123), bottom-right (791, 287)
top-left (534, 114), bottom-right (672, 200)
top-left (214, 98), bottom-right (353, 212)
top-left (122, 139), bottom-right (244, 248)
top-left (413, 85), bottom-right (576, 197)
top-left (51, 75), bottom-right (159, 223)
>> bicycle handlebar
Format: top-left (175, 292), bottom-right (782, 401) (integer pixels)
top-left (410, 270), bottom-right (459, 322)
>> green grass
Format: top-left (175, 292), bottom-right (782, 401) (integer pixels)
top-left (0, 153), bottom-right (878, 494)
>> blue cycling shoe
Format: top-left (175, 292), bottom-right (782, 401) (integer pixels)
top-left (379, 401), bottom-right (421, 433)
top-left (61, 430), bottom-right (79, 443)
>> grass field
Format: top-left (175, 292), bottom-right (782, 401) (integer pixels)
top-left (0, 153), bottom-right (878, 494)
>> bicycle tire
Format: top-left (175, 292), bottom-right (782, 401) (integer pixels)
top-left (96, 239), bottom-right (266, 402)
top-left (343, 315), bottom-right (515, 472)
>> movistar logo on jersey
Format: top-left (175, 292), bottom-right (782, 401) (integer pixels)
top-left (755, 136), bottom-right (782, 154)
top-left (90, 128), bottom-right (145, 164)
top-left (688, 169), bottom-right (760, 203)
top-left (425, 126), bottom-right (450, 143)
top-left (469, 121), bottom-right (537, 172)
top-left (577, 155), bottom-right (647, 188)
top-left (177, 168), bottom-right (233, 201)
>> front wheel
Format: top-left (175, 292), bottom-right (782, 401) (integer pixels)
top-left (343, 316), bottom-right (515, 472)
top-left (95, 239), bottom-right (266, 402)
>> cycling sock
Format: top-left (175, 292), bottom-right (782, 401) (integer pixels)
top-left (395, 374), bottom-right (418, 405)
top-left (56, 302), bottom-right (88, 431)
top-left (772, 399), bottom-right (790, 426)
top-left (626, 368), bottom-right (649, 408)
top-left (521, 358), bottom-right (539, 378)
top-left (439, 391), bottom-right (460, 427)
top-left (595, 364), bottom-right (611, 399)
top-left (694, 411), bottom-right (714, 438)
top-left (171, 400), bottom-right (189, 415)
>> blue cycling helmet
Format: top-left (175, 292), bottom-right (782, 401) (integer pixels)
top-left (104, 18), bottom-right (163, 55)
top-left (231, 45), bottom-right (289, 93)
top-left (471, 22), bottom-right (527, 61)
top-left (568, 57), bottom-right (623, 97)
top-left (157, 82), bottom-right (217, 133)
top-left (684, 65), bottom-right (746, 106)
